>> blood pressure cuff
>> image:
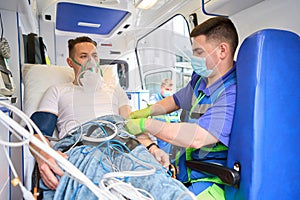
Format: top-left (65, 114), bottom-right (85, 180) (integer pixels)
top-left (30, 111), bottom-right (57, 137)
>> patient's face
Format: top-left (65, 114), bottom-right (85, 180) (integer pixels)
top-left (71, 42), bottom-right (99, 79)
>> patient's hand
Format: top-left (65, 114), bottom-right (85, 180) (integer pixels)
top-left (149, 145), bottom-right (170, 168)
top-left (36, 150), bottom-right (67, 190)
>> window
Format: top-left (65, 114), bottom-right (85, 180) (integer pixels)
top-left (144, 70), bottom-right (172, 95)
top-left (100, 59), bottom-right (129, 90)
top-left (136, 15), bottom-right (192, 96)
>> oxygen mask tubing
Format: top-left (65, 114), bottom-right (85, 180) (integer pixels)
top-left (72, 57), bottom-right (103, 92)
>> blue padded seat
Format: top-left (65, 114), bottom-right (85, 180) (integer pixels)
top-left (226, 29), bottom-right (300, 200)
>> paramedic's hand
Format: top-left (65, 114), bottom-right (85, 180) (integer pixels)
top-left (36, 150), bottom-right (67, 190)
top-left (125, 118), bottom-right (146, 135)
top-left (149, 145), bottom-right (170, 168)
top-left (129, 106), bottom-right (152, 119)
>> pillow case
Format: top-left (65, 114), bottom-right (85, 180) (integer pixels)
top-left (22, 64), bottom-right (74, 117)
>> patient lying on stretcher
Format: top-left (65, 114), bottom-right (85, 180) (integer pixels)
top-left (29, 82), bottom-right (177, 199)
top-left (38, 114), bottom-right (194, 199)
top-left (28, 36), bottom-right (191, 199)
top-left (29, 36), bottom-right (166, 187)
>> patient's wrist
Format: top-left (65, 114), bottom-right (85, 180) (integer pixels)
top-left (146, 143), bottom-right (159, 153)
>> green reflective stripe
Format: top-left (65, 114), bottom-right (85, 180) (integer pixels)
top-left (190, 176), bottom-right (224, 185)
top-left (175, 150), bottom-right (192, 184)
top-left (175, 151), bottom-right (181, 167)
top-left (196, 184), bottom-right (225, 200)
top-left (186, 147), bottom-right (195, 161)
top-left (200, 143), bottom-right (228, 152)
top-left (186, 147), bottom-right (195, 182)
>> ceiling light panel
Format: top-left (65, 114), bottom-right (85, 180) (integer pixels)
top-left (56, 2), bottom-right (130, 35)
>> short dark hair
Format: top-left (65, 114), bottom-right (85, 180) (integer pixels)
top-left (190, 17), bottom-right (238, 57)
top-left (68, 36), bottom-right (97, 57)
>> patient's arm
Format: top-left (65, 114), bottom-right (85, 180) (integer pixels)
top-left (30, 134), bottom-right (67, 190)
top-left (137, 133), bottom-right (170, 168)
top-left (29, 111), bottom-right (67, 190)
top-left (151, 95), bottom-right (179, 115)
top-left (119, 105), bottom-right (131, 118)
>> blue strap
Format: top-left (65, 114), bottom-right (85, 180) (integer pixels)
top-left (30, 111), bottom-right (57, 137)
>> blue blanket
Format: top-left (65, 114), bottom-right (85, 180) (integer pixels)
top-left (41, 115), bottom-right (194, 200)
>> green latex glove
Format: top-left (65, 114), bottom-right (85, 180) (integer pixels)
top-left (129, 106), bottom-right (152, 119)
top-left (125, 118), bottom-right (146, 135)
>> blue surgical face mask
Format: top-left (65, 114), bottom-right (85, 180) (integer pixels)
top-left (162, 90), bottom-right (172, 97)
top-left (191, 46), bottom-right (220, 77)
top-left (191, 56), bottom-right (213, 77)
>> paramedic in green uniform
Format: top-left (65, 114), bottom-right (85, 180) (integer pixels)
top-left (125, 16), bottom-right (238, 199)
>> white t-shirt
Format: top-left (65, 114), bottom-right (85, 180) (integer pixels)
top-left (38, 82), bottom-right (130, 139)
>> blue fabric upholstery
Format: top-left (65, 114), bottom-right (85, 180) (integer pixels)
top-left (226, 29), bottom-right (300, 200)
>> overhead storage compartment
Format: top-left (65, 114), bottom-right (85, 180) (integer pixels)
top-left (203, 0), bottom-right (265, 16)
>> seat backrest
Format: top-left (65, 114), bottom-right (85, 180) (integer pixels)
top-left (225, 29), bottom-right (300, 200)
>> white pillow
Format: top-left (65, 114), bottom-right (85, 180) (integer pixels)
top-left (22, 64), bottom-right (74, 117)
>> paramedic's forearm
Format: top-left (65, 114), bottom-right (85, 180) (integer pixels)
top-left (150, 96), bottom-right (179, 116)
top-left (144, 119), bottom-right (218, 148)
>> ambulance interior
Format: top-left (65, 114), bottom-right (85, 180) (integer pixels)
top-left (0, 0), bottom-right (300, 199)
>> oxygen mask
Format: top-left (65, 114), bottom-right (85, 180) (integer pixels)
top-left (75, 58), bottom-right (103, 92)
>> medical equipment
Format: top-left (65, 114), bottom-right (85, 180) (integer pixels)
top-left (0, 13), bottom-right (10, 59)
top-left (0, 102), bottom-right (144, 199)
top-left (80, 121), bottom-right (117, 142)
top-left (0, 101), bottom-right (196, 200)
top-left (0, 13), bottom-right (14, 97)
top-left (0, 56), bottom-right (14, 96)
top-left (0, 101), bottom-right (107, 199)
top-left (0, 101), bottom-right (154, 199)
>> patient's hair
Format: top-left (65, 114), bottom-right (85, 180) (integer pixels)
top-left (190, 16), bottom-right (238, 58)
top-left (68, 36), bottom-right (97, 57)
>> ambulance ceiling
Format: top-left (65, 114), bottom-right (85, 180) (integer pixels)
top-left (56, 2), bottom-right (130, 35)
top-left (36, 0), bottom-right (177, 38)
top-left (34, 0), bottom-right (265, 37)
